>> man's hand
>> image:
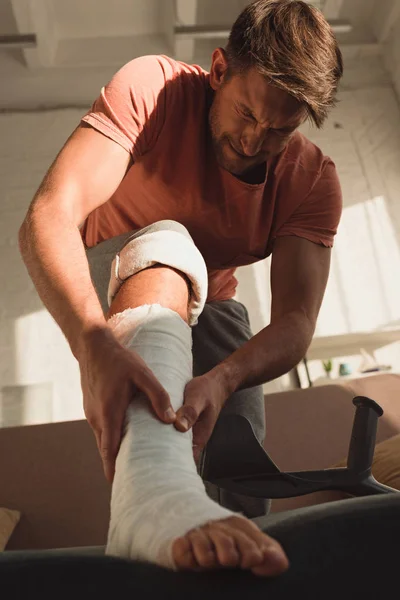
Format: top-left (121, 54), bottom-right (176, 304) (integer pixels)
top-left (174, 371), bottom-right (232, 462)
top-left (79, 327), bottom-right (176, 483)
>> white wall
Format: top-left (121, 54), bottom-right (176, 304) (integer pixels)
top-left (370, 0), bottom-right (400, 100)
top-left (382, 13), bottom-right (400, 100)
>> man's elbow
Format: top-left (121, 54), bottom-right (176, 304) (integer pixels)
top-left (18, 217), bottom-right (30, 258)
top-left (296, 312), bottom-right (316, 359)
top-left (19, 203), bottom-right (40, 259)
top-left (285, 309), bottom-right (316, 362)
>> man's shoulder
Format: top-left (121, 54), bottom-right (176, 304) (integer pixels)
top-left (271, 131), bottom-right (339, 206)
top-left (116, 55), bottom-right (208, 91)
top-left (283, 130), bottom-right (332, 169)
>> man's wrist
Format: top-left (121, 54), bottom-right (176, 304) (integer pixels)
top-left (208, 359), bottom-right (242, 399)
top-left (73, 321), bottom-right (110, 361)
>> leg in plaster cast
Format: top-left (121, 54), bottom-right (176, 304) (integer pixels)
top-left (105, 266), bottom-right (289, 576)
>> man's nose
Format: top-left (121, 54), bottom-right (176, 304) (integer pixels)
top-left (240, 134), bottom-right (265, 157)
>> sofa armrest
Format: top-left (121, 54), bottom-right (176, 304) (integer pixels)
top-left (0, 420), bottom-right (110, 551)
top-left (263, 384), bottom-right (357, 472)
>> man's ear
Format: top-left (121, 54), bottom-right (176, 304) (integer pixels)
top-left (209, 48), bottom-right (229, 91)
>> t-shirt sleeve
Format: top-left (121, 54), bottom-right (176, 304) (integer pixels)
top-left (275, 159), bottom-right (343, 248)
top-left (81, 55), bottom-right (168, 160)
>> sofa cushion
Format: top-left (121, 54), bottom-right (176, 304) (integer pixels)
top-left (335, 434), bottom-right (400, 490)
top-left (0, 508), bottom-right (21, 551)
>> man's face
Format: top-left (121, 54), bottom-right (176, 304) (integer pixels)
top-left (209, 50), bottom-right (306, 176)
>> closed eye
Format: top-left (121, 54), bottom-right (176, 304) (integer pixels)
top-left (237, 105), bottom-right (256, 121)
top-left (271, 128), bottom-right (294, 137)
top-left (241, 110), bottom-right (256, 121)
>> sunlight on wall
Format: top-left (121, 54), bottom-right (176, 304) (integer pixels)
top-left (14, 310), bottom-right (83, 423)
top-left (303, 195), bottom-right (400, 384)
top-left (238, 194), bottom-right (400, 388)
top-left (316, 195), bottom-right (400, 336)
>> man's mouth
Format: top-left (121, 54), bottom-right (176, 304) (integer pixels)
top-left (228, 140), bottom-right (251, 159)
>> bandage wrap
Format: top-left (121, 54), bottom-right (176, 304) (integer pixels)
top-left (107, 230), bottom-right (208, 326)
top-left (106, 305), bottom-right (240, 569)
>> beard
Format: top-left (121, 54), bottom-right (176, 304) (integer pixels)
top-left (208, 100), bottom-right (267, 176)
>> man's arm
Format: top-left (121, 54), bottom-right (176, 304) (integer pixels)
top-left (213, 235), bottom-right (331, 391)
top-left (20, 124), bottom-right (177, 482)
top-left (19, 124), bottom-right (131, 358)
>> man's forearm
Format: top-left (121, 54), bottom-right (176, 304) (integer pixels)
top-left (19, 203), bottom-right (106, 360)
top-left (214, 311), bottom-right (314, 393)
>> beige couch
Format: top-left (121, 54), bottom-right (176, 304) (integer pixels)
top-left (1, 373), bottom-right (399, 551)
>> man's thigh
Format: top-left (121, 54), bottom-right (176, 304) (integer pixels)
top-left (192, 300), bottom-right (269, 518)
top-left (192, 299), bottom-right (266, 445)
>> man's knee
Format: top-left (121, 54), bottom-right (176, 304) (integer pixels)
top-left (108, 221), bottom-right (208, 326)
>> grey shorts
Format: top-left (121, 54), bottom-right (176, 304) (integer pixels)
top-left (85, 220), bottom-right (269, 518)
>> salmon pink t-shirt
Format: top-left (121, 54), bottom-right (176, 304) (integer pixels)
top-left (81, 55), bottom-right (342, 303)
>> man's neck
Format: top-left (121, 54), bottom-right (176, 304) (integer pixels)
top-left (235, 162), bottom-right (267, 185)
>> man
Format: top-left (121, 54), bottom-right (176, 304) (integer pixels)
top-left (19, 0), bottom-right (343, 576)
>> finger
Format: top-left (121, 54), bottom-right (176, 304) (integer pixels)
top-left (100, 423), bottom-right (122, 484)
top-left (193, 448), bottom-right (202, 465)
top-left (134, 367), bottom-right (176, 423)
top-left (90, 421), bottom-right (102, 454)
top-left (175, 393), bottom-right (204, 432)
top-left (192, 410), bottom-right (216, 453)
top-left (192, 439), bottom-right (204, 464)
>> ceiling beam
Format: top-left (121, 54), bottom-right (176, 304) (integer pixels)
top-left (0, 34), bottom-right (36, 49)
top-left (174, 19), bottom-right (352, 40)
top-left (10, 0), bottom-right (57, 68)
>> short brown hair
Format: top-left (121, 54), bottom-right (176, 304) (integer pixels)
top-left (226, 0), bottom-right (343, 127)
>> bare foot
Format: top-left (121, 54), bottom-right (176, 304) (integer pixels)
top-left (172, 516), bottom-right (289, 577)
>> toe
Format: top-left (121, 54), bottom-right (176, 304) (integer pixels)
top-left (222, 517), bottom-right (289, 576)
top-left (229, 529), bottom-right (265, 570)
top-left (251, 545), bottom-right (290, 577)
top-left (207, 528), bottom-right (241, 568)
top-left (188, 528), bottom-right (219, 570)
top-left (172, 535), bottom-right (198, 570)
